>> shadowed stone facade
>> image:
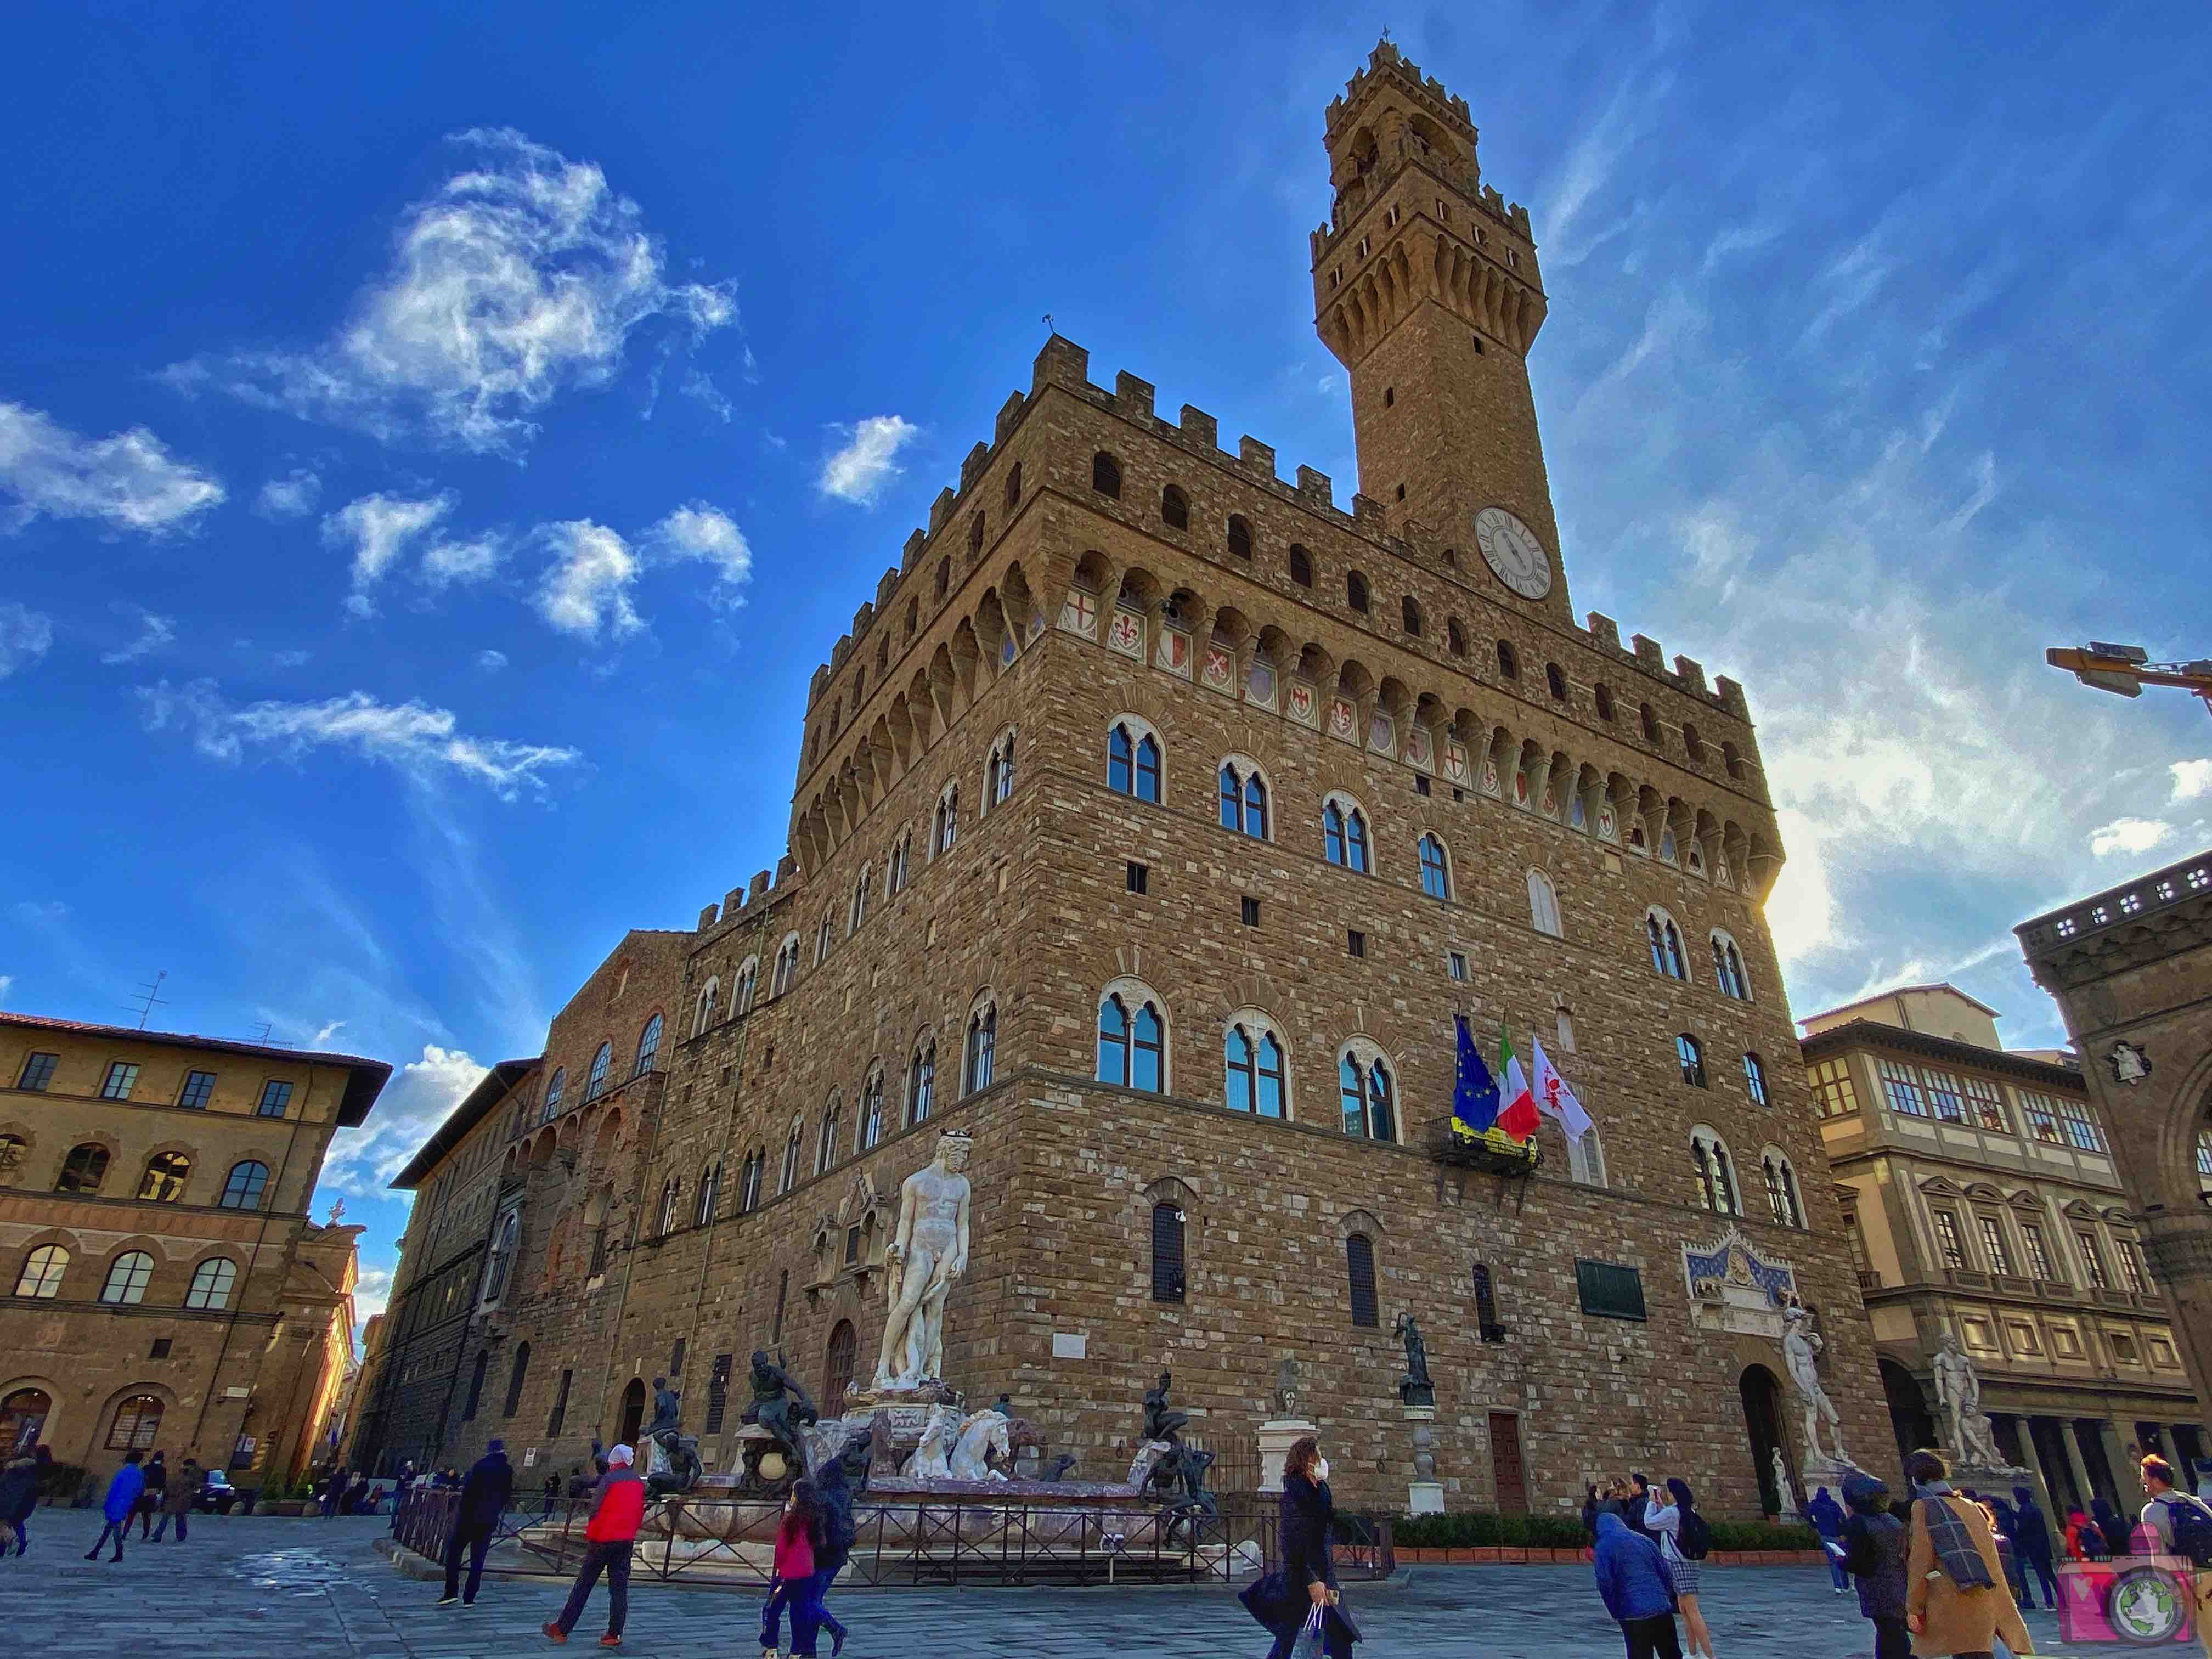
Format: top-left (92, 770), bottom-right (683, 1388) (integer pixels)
top-left (366, 42), bottom-right (1894, 1517)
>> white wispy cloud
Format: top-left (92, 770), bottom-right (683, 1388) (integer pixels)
top-left (681, 368), bottom-right (733, 422)
top-left (0, 601), bottom-right (54, 679)
top-left (274, 648), bottom-right (313, 668)
top-left (476, 648), bottom-right (509, 673)
top-left (0, 401), bottom-right (225, 534)
top-left (253, 467), bottom-right (323, 520)
top-left (321, 1044), bottom-right (487, 1194)
top-left (419, 531), bottom-right (505, 588)
top-left (818, 415), bottom-right (918, 505)
top-left (534, 502), bottom-right (752, 641)
top-left (161, 129), bottom-right (736, 457)
top-left (2089, 817), bottom-right (2175, 858)
top-left (0, 974), bottom-right (13, 1006)
top-left (136, 679), bottom-right (583, 799)
top-left (2171, 759), bottom-right (2212, 802)
top-left (321, 490), bottom-right (455, 614)
top-left (101, 606), bottom-right (176, 665)
top-left (352, 1265), bottom-right (394, 1323)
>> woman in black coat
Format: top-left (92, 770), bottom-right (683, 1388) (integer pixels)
top-left (1251, 1436), bottom-right (1357, 1659)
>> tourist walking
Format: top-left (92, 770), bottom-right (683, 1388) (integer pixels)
top-left (151, 1457), bottom-right (198, 1542)
top-left (543, 1442), bottom-right (643, 1647)
top-left (2137, 1454), bottom-right (2212, 1659)
top-left (1985, 1498), bottom-right (2030, 1609)
top-left (1593, 1509), bottom-right (1681, 1659)
top-left (0, 1444), bottom-right (44, 1558)
top-left (1237, 1436), bottom-right (1358, 1659)
top-left (1806, 1484), bottom-right (1849, 1593)
top-left (438, 1438), bottom-right (514, 1607)
top-left (1644, 1478), bottom-right (1714, 1659)
top-left (2008, 1486), bottom-right (2057, 1611)
top-left (1903, 1449), bottom-right (2032, 1658)
top-left (2092, 1498), bottom-right (2134, 1554)
top-left (84, 1451), bottom-right (146, 1562)
top-left (760, 1481), bottom-right (823, 1659)
top-left (793, 1449), bottom-right (860, 1659)
top-left (136, 1451), bottom-right (167, 1538)
top-left (1838, 1470), bottom-right (1910, 1659)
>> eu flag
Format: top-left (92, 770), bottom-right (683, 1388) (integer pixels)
top-left (1453, 1015), bottom-right (1500, 1137)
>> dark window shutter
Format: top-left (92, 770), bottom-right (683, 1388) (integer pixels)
top-left (1151, 1201), bottom-right (1186, 1302)
top-left (1575, 1259), bottom-right (1647, 1321)
top-left (503, 1343), bottom-right (531, 1417)
top-left (1473, 1263), bottom-right (1504, 1341)
top-left (703, 1353), bottom-right (733, 1434)
top-left (670, 1338), bottom-right (685, 1378)
top-left (1347, 1233), bottom-right (1379, 1327)
top-left (546, 1368), bottom-right (572, 1437)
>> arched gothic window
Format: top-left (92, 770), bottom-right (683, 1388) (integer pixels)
top-left (1641, 702), bottom-right (1663, 743)
top-left (1218, 760), bottom-right (1268, 838)
top-left (1092, 452), bottom-right (1121, 498)
top-left (1683, 723), bottom-right (1707, 762)
top-left (1160, 485), bottom-right (1189, 529)
top-left (584, 1041), bottom-right (613, 1102)
top-left (1004, 461), bottom-right (1022, 510)
top-left (218, 1160), bottom-right (269, 1210)
top-left (100, 1250), bottom-right (154, 1305)
top-left (1345, 1233), bottom-right (1380, 1327)
top-left (1401, 595), bottom-right (1423, 635)
top-left (1226, 515), bottom-right (1252, 559)
top-left (1762, 1149), bottom-right (1803, 1227)
top-left (657, 1176), bottom-right (680, 1235)
top-left (739, 1150), bottom-right (764, 1213)
top-left (1097, 988), bottom-right (1166, 1093)
top-left (1567, 1124), bottom-right (1606, 1187)
top-left (1595, 684), bottom-right (1616, 722)
top-left (907, 1041), bottom-right (935, 1125)
top-left (1712, 933), bottom-right (1752, 1000)
top-left (1545, 662), bottom-right (1567, 702)
top-left (1223, 1019), bottom-right (1285, 1118)
top-left (826, 1319), bottom-right (859, 1403)
top-left (1646, 912), bottom-right (1690, 980)
top-left (462, 1350), bottom-right (490, 1421)
top-left (1743, 1051), bottom-right (1770, 1108)
top-left (108, 1394), bottom-right (163, 1451)
top-left (1418, 833), bottom-right (1451, 899)
top-left (733, 960), bottom-right (759, 1014)
top-left (1677, 1034), bottom-right (1708, 1089)
top-left (1322, 799), bottom-right (1371, 873)
top-left (138, 1152), bottom-right (191, 1203)
top-left (1691, 1126), bottom-right (1740, 1215)
top-left (885, 832), bottom-right (911, 897)
top-left (815, 910), bottom-right (834, 966)
top-left (967, 510), bottom-right (985, 555)
top-left (1527, 870), bottom-right (1563, 937)
top-left (780, 1121), bottom-right (804, 1194)
top-left (1338, 1050), bottom-right (1397, 1142)
top-left (964, 1002), bottom-right (996, 1094)
top-left (817, 1094), bottom-right (844, 1175)
top-left (484, 1211), bottom-right (518, 1300)
top-left (849, 867), bottom-right (871, 935)
top-left (1288, 544), bottom-right (1313, 587)
top-left (634, 1013), bottom-right (664, 1076)
top-left (1107, 720), bottom-right (1162, 803)
top-left (772, 936), bottom-right (800, 996)
top-left (1723, 741), bottom-right (1743, 779)
top-left (859, 1069), bottom-right (886, 1151)
top-left (1346, 571), bottom-right (1370, 613)
top-left (542, 1068), bottom-right (567, 1121)
top-left (933, 786), bottom-right (959, 856)
top-left (1150, 1200), bottom-right (1187, 1301)
top-left (987, 730), bottom-right (1017, 806)
top-left (1496, 639), bottom-right (1519, 680)
top-left (185, 1256), bottom-right (239, 1311)
top-left (1447, 618), bottom-right (1467, 657)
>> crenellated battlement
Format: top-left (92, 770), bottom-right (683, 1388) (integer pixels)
top-left (1325, 39), bottom-right (1473, 138)
top-left (694, 855), bottom-right (799, 936)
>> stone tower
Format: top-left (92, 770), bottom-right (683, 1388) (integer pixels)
top-left (1312, 41), bottom-right (1567, 627)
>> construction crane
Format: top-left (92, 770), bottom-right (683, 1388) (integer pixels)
top-left (2046, 642), bottom-right (2212, 717)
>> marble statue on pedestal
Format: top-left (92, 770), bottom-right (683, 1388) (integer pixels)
top-left (946, 1407), bottom-right (1012, 1482)
top-left (1395, 1312), bottom-right (1435, 1406)
top-left (1771, 1446), bottom-right (1797, 1513)
top-left (1783, 1307), bottom-right (1849, 1465)
top-left (1933, 1333), bottom-right (2006, 1468)
top-left (874, 1131), bottom-right (973, 1389)
top-left (903, 1402), bottom-right (963, 1480)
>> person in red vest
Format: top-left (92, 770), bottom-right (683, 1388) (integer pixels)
top-left (543, 1443), bottom-right (645, 1647)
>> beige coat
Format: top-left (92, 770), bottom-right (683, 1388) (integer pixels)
top-left (1905, 1492), bottom-right (2034, 1657)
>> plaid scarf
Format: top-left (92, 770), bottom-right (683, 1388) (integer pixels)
top-left (1915, 1485), bottom-right (1995, 1591)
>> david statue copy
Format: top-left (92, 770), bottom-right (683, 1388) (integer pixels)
top-left (874, 1130), bottom-right (973, 1390)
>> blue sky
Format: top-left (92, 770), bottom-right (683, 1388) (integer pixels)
top-left (5, 2), bottom-right (2209, 1331)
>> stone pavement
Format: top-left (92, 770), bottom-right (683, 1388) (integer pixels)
top-left (1, 1510), bottom-right (2101, 1657)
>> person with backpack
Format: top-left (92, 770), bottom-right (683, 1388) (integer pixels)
top-left (2064, 1506), bottom-right (2105, 1562)
top-left (1839, 1470), bottom-right (1911, 1659)
top-left (2138, 1453), bottom-right (2212, 1659)
top-left (2094, 1499), bottom-right (2134, 1556)
top-left (1903, 1449), bottom-right (2033, 1658)
top-left (1642, 1477), bottom-right (1713, 1659)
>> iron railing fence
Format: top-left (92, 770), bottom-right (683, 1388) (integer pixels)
top-left (393, 1487), bottom-right (1393, 1588)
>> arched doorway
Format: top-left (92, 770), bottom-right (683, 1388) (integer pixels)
top-left (1740, 1364), bottom-right (1790, 1515)
top-left (1881, 1358), bottom-right (1936, 1475)
top-left (619, 1378), bottom-right (646, 1444)
top-left (1, 1388), bottom-right (51, 1452)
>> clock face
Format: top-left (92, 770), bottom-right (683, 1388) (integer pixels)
top-left (1474, 506), bottom-right (1553, 600)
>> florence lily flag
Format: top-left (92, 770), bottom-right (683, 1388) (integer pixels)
top-left (1495, 1024), bottom-right (1540, 1142)
top-left (1531, 1038), bottom-right (1594, 1142)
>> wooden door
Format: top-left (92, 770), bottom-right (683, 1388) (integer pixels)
top-left (1489, 1412), bottom-right (1529, 1514)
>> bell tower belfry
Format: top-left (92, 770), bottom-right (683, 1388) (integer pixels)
top-left (1312, 42), bottom-right (1569, 623)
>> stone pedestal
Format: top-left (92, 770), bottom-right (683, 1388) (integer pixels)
top-left (1406, 1405), bottom-right (1441, 1514)
top-left (1257, 1419), bottom-right (1317, 1494)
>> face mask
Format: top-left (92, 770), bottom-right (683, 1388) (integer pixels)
top-left (1315, 1459), bottom-right (1330, 1482)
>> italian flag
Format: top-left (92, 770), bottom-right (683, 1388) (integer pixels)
top-left (1496, 1025), bottom-right (1541, 1142)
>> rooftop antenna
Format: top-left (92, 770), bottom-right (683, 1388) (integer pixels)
top-left (1041, 312), bottom-right (1054, 338)
top-left (249, 1022), bottom-right (274, 1044)
top-left (126, 970), bottom-right (169, 1031)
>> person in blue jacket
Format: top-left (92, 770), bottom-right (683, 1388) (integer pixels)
top-left (1593, 1510), bottom-right (1681, 1659)
top-left (2009, 1485), bottom-right (2058, 1610)
top-left (85, 1451), bottom-right (146, 1562)
top-left (1805, 1485), bottom-right (1849, 1592)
